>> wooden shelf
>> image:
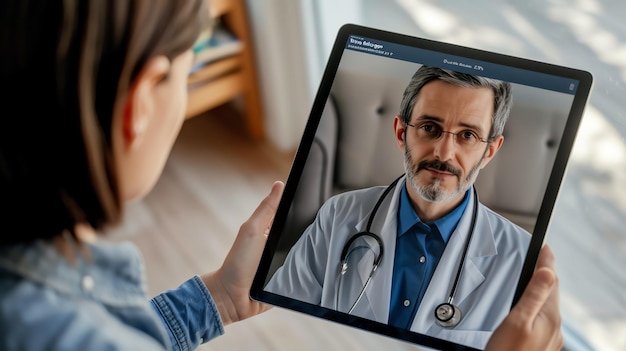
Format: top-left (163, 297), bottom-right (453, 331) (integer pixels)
top-left (187, 55), bottom-right (241, 86)
top-left (185, 0), bottom-right (264, 141)
top-left (187, 69), bottom-right (244, 118)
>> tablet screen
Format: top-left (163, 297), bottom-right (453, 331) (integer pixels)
top-left (252, 24), bottom-right (592, 351)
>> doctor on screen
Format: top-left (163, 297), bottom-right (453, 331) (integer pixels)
top-left (266, 65), bottom-right (531, 349)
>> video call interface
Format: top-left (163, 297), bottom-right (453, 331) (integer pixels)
top-left (259, 33), bottom-right (582, 350)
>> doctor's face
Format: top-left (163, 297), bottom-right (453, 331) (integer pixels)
top-left (394, 80), bottom-right (503, 204)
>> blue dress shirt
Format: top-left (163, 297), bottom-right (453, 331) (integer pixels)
top-left (388, 183), bottom-right (470, 329)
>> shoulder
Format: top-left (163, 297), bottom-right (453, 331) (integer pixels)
top-left (478, 203), bottom-right (532, 245)
top-left (0, 276), bottom-right (165, 351)
top-left (323, 186), bottom-right (387, 210)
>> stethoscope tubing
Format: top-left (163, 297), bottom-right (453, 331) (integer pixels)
top-left (445, 187), bottom-right (479, 305)
top-left (335, 176), bottom-right (401, 312)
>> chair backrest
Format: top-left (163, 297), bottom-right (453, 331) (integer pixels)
top-left (330, 70), bottom-right (407, 190)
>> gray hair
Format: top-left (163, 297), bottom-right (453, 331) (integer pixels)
top-left (399, 65), bottom-right (512, 138)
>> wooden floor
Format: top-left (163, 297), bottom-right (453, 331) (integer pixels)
top-left (104, 105), bottom-right (426, 351)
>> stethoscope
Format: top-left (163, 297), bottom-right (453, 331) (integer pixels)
top-left (336, 175), bottom-right (479, 328)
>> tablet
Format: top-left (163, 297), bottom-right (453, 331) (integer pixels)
top-left (251, 24), bottom-right (592, 351)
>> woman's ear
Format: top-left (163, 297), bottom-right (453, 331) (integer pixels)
top-left (120, 56), bottom-right (171, 148)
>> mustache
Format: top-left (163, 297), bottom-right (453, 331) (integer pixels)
top-left (417, 160), bottom-right (462, 178)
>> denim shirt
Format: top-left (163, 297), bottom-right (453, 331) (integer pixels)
top-left (0, 240), bottom-right (225, 350)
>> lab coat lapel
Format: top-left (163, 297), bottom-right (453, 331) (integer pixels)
top-left (350, 179), bottom-right (404, 324)
top-left (449, 201), bottom-right (497, 307)
top-left (410, 189), bottom-right (497, 333)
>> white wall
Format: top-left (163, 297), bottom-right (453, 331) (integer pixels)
top-left (245, 0), bottom-right (362, 151)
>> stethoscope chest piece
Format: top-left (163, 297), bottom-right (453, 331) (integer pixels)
top-left (435, 302), bottom-right (462, 328)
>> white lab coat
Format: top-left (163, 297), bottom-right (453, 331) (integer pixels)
top-left (266, 177), bottom-right (531, 350)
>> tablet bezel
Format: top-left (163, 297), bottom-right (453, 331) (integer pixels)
top-left (251, 23), bottom-right (593, 351)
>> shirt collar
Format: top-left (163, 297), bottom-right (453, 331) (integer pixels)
top-left (398, 182), bottom-right (471, 243)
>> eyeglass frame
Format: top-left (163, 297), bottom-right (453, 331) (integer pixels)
top-left (404, 121), bottom-right (494, 150)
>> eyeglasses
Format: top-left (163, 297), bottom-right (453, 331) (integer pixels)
top-left (405, 121), bottom-right (491, 150)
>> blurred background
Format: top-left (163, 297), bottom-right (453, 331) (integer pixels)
top-left (111, 1), bottom-right (626, 350)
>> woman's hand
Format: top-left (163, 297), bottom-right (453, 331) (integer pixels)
top-left (201, 181), bottom-right (284, 326)
top-left (485, 245), bottom-right (563, 351)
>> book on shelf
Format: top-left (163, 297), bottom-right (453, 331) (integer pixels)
top-left (191, 23), bottom-right (243, 73)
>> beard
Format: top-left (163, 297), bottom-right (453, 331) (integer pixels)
top-left (404, 145), bottom-right (486, 203)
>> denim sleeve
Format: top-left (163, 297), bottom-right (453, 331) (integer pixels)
top-left (151, 275), bottom-right (225, 351)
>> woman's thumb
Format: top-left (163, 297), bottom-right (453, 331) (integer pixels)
top-left (512, 267), bottom-right (556, 321)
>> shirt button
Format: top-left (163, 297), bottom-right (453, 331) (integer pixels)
top-left (403, 299), bottom-right (411, 307)
top-left (82, 275), bottom-right (95, 292)
top-left (419, 256), bottom-right (426, 263)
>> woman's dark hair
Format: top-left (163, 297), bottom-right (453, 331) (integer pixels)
top-left (0, 0), bottom-right (209, 245)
